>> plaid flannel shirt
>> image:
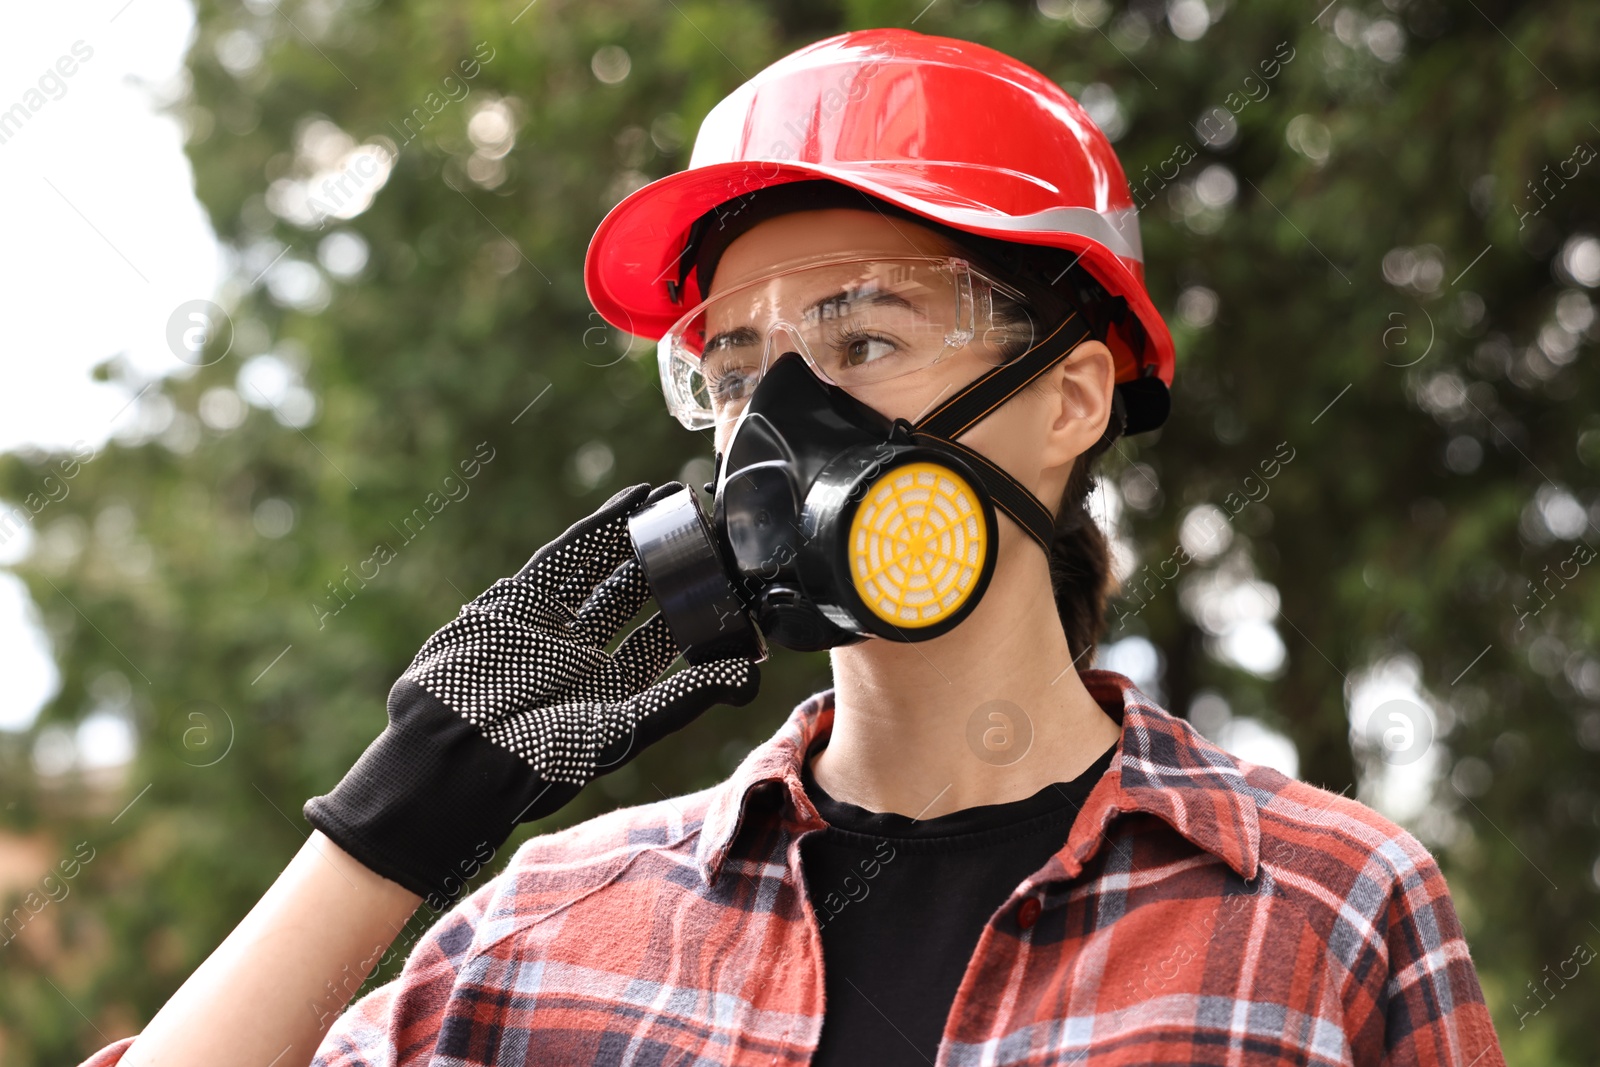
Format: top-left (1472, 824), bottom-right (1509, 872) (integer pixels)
top-left (82, 669), bottom-right (1503, 1066)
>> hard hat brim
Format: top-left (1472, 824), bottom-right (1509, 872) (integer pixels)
top-left (583, 159), bottom-right (1175, 388)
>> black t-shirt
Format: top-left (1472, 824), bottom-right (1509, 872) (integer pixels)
top-left (799, 737), bottom-right (1118, 1065)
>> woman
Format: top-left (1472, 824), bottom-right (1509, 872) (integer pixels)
top-left (85, 28), bottom-right (1502, 1067)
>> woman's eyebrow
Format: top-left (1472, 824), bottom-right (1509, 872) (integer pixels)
top-left (703, 287), bottom-right (922, 353)
top-left (803, 287), bottom-right (918, 319)
top-left (702, 324), bottom-right (762, 354)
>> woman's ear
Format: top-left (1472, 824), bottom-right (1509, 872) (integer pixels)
top-left (1040, 339), bottom-right (1117, 470)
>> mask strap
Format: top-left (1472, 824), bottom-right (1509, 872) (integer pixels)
top-left (907, 313), bottom-right (1095, 553)
top-left (906, 432), bottom-right (1058, 551)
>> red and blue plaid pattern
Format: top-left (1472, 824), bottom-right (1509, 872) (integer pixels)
top-left (81, 669), bottom-right (1504, 1066)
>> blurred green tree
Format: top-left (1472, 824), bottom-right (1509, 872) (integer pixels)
top-left (1, 0), bottom-right (1597, 1063)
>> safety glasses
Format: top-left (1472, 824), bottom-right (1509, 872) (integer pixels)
top-left (658, 255), bottom-right (1036, 431)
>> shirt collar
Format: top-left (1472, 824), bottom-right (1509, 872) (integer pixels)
top-left (694, 669), bottom-right (1261, 885)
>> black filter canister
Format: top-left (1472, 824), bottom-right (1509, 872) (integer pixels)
top-left (627, 486), bottom-right (767, 665)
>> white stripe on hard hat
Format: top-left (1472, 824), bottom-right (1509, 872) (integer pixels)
top-left (763, 166), bottom-right (1148, 264)
top-left (880, 193), bottom-right (1144, 264)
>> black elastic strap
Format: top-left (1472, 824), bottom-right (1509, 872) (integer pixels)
top-left (915, 313), bottom-right (1092, 441)
top-left (908, 312), bottom-right (1095, 552)
top-left (908, 432), bottom-right (1056, 552)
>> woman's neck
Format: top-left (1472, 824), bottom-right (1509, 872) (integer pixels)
top-left (810, 533), bottom-right (1124, 820)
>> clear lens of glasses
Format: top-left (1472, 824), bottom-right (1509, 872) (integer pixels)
top-left (658, 255), bottom-right (1035, 430)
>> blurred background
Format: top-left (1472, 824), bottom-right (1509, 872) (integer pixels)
top-left (1, 0), bottom-right (1596, 1062)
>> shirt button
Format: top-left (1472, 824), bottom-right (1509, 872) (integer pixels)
top-left (1017, 897), bottom-right (1042, 929)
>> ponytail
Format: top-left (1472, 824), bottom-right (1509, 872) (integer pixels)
top-left (1048, 444), bottom-right (1118, 665)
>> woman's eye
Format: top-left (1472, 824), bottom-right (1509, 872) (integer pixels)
top-left (708, 367), bottom-right (758, 403)
top-left (842, 334), bottom-right (896, 366)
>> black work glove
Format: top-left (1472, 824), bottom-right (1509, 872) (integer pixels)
top-left (304, 482), bottom-right (761, 907)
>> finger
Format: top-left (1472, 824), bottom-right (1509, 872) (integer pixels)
top-left (558, 481), bottom-right (690, 641)
top-left (452, 575), bottom-right (586, 636)
top-left (643, 480), bottom-right (689, 507)
top-left (623, 656), bottom-right (761, 754)
top-left (607, 612), bottom-right (681, 689)
top-left (519, 483), bottom-right (653, 610)
top-left (569, 557), bottom-right (655, 647)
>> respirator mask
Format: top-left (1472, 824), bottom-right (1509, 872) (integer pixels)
top-left (628, 253), bottom-right (1119, 664)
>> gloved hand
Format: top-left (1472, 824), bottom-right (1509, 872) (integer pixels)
top-left (303, 482), bottom-right (761, 908)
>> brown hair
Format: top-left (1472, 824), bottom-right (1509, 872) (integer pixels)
top-left (1047, 438), bottom-right (1118, 665)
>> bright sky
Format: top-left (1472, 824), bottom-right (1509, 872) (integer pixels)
top-left (0, 0), bottom-right (219, 735)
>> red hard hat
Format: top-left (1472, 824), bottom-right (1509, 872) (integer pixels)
top-left (583, 27), bottom-right (1174, 392)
